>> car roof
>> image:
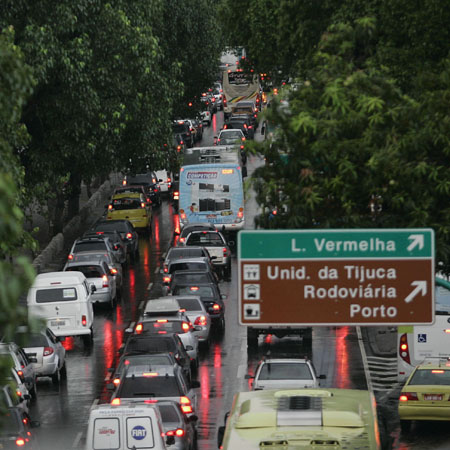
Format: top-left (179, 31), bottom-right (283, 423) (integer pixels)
top-left (169, 257), bottom-right (208, 265)
top-left (31, 271), bottom-right (86, 286)
top-left (65, 260), bottom-right (105, 268)
top-left (111, 192), bottom-right (142, 199)
top-left (144, 298), bottom-right (181, 315)
top-left (259, 358), bottom-right (310, 364)
top-left (124, 364), bottom-right (176, 378)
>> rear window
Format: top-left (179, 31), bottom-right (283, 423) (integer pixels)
top-left (186, 233), bottom-right (224, 246)
top-left (125, 337), bottom-right (175, 354)
top-left (169, 262), bottom-right (206, 273)
top-left (173, 273), bottom-right (209, 285)
top-left (258, 363), bottom-right (313, 381)
top-left (94, 222), bottom-right (128, 232)
top-left (172, 285), bottom-right (214, 299)
top-left (176, 298), bottom-right (202, 311)
top-left (118, 355), bottom-right (172, 372)
top-left (172, 123), bottom-right (188, 134)
top-left (142, 321), bottom-right (184, 334)
top-left (36, 287), bottom-right (78, 303)
top-left (167, 248), bottom-right (204, 258)
top-left (111, 197), bottom-right (142, 210)
top-left (66, 265), bottom-right (104, 278)
top-left (74, 241), bottom-right (106, 252)
top-left (27, 333), bottom-right (49, 348)
top-left (119, 376), bottom-right (182, 398)
top-left (158, 404), bottom-right (180, 423)
top-left (409, 369), bottom-right (450, 386)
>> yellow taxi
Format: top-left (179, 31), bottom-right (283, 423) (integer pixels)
top-left (106, 193), bottom-right (152, 233)
top-left (398, 358), bottom-right (450, 431)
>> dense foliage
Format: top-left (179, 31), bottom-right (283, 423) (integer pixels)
top-left (221, 0), bottom-right (450, 267)
top-left (0, 0), bottom-right (222, 230)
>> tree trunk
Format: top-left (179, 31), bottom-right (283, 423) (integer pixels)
top-left (51, 191), bottom-right (66, 234)
top-left (67, 172), bottom-right (82, 220)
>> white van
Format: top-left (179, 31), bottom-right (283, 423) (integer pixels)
top-left (86, 403), bottom-right (173, 450)
top-left (27, 272), bottom-right (94, 345)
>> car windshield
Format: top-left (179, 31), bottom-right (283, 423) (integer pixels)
top-left (26, 333), bottom-right (49, 348)
top-left (176, 298), bottom-right (202, 311)
top-left (258, 363), bottom-right (313, 381)
top-left (142, 321), bottom-right (184, 334)
top-left (119, 376), bottom-right (182, 397)
top-left (169, 262), bottom-right (206, 273)
top-left (74, 241), bottom-right (106, 252)
top-left (172, 285), bottom-right (214, 300)
top-left (65, 265), bottom-right (103, 278)
top-left (409, 369), bottom-right (450, 386)
top-left (36, 287), bottom-right (78, 303)
top-left (186, 233), bottom-right (224, 246)
top-left (111, 197), bottom-right (142, 210)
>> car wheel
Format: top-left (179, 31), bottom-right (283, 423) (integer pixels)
top-left (51, 369), bottom-right (60, 384)
top-left (60, 362), bottom-right (67, 380)
top-left (247, 328), bottom-right (258, 348)
top-left (400, 420), bottom-right (412, 433)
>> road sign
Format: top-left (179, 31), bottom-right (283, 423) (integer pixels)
top-left (238, 229), bottom-right (435, 326)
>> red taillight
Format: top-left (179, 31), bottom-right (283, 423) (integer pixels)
top-left (240, 145), bottom-right (244, 150)
top-left (16, 389), bottom-right (22, 397)
top-left (102, 274), bottom-right (109, 287)
top-left (81, 315), bottom-right (87, 326)
top-left (213, 303), bottom-right (221, 311)
top-left (248, 125), bottom-right (253, 129)
top-left (113, 378), bottom-right (120, 386)
top-left (243, 124), bottom-right (247, 129)
top-left (180, 396), bottom-right (193, 414)
top-left (237, 208), bottom-right (244, 218)
top-left (432, 370), bottom-right (445, 374)
top-left (111, 398), bottom-right (121, 405)
top-left (180, 211), bottom-right (186, 220)
top-left (181, 322), bottom-right (191, 332)
top-left (223, 247), bottom-right (228, 256)
top-left (194, 315), bottom-right (207, 326)
top-left (173, 191), bottom-right (179, 200)
top-left (166, 428), bottom-right (185, 437)
top-left (399, 333), bottom-right (411, 364)
top-left (157, 319), bottom-right (168, 323)
top-left (190, 286), bottom-right (199, 291)
top-left (110, 268), bottom-right (118, 275)
top-left (68, 254), bottom-right (74, 260)
top-left (144, 399), bottom-right (158, 403)
top-left (122, 179), bottom-right (127, 186)
top-left (108, 204), bottom-right (113, 210)
top-left (179, 237), bottom-right (185, 244)
top-left (43, 346), bottom-right (54, 357)
top-left (143, 372), bottom-right (159, 377)
top-left (141, 202), bottom-right (146, 208)
top-left (223, 124), bottom-right (228, 129)
top-left (163, 276), bottom-right (171, 284)
top-left (146, 198), bottom-right (151, 204)
top-left (126, 232), bottom-right (132, 239)
top-left (135, 323), bottom-right (143, 334)
top-left (223, 96), bottom-right (227, 106)
top-left (17, 370), bottom-right (24, 378)
top-left (163, 266), bottom-right (168, 273)
top-left (167, 177), bottom-right (171, 183)
top-left (400, 392), bottom-right (418, 401)
top-left (15, 438), bottom-right (25, 446)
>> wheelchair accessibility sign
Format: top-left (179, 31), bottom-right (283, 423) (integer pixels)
top-left (418, 333), bottom-right (427, 343)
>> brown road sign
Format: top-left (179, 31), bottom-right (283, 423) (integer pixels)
top-left (238, 230), bottom-right (435, 326)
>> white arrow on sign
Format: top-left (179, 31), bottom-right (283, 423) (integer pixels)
top-left (407, 234), bottom-right (424, 252)
top-left (404, 281), bottom-right (427, 303)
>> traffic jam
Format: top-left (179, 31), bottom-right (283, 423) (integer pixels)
top-left (2, 52), bottom-right (450, 450)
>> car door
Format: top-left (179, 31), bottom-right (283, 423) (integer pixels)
top-left (46, 328), bottom-right (65, 369)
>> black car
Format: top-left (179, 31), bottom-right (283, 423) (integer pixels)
top-left (223, 115), bottom-right (255, 139)
top-left (91, 219), bottom-right (139, 259)
top-left (172, 120), bottom-right (194, 148)
top-left (171, 282), bottom-right (226, 331)
top-left (83, 230), bottom-right (127, 265)
top-left (120, 333), bottom-right (192, 382)
top-left (191, 118), bottom-right (203, 141)
top-left (0, 407), bottom-right (40, 449)
top-left (168, 270), bottom-right (219, 294)
top-left (124, 172), bottom-right (162, 206)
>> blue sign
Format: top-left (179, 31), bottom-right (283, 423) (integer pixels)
top-left (131, 425), bottom-right (147, 440)
top-left (418, 333), bottom-right (427, 343)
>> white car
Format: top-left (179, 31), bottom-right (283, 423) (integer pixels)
top-left (215, 128), bottom-right (245, 147)
top-left (174, 295), bottom-right (212, 347)
top-left (155, 169), bottom-right (172, 194)
top-left (201, 110), bottom-right (212, 126)
top-left (23, 328), bottom-right (67, 384)
top-left (246, 358), bottom-right (326, 390)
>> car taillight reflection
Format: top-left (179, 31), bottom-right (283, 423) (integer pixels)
top-left (166, 428), bottom-right (185, 437)
top-left (135, 323), bottom-right (143, 334)
top-left (194, 315), bottom-right (207, 326)
top-left (81, 315), bottom-right (87, 326)
top-left (180, 396), bottom-right (193, 414)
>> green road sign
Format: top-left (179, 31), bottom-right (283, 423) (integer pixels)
top-left (238, 229), bottom-right (435, 326)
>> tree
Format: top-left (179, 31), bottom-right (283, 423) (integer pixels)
top-left (0, 27), bottom-right (35, 387)
top-left (253, 19), bottom-right (450, 267)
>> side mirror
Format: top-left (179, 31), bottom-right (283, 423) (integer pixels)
top-left (217, 426), bottom-right (226, 449)
top-left (221, 294), bottom-right (227, 300)
top-left (90, 284), bottom-right (97, 293)
top-left (189, 414), bottom-right (198, 423)
top-left (210, 256), bottom-right (217, 260)
top-left (228, 241), bottom-right (235, 247)
top-left (166, 436), bottom-right (175, 446)
top-left (191, 380), bottom-right (200, 388)
top-left (319, 374), bottom-right (327, 379)
top-left (110, 271), bottom-right (117, 277)
top-left (22, 394), bottom-right (31, 401)
top-left (124, 327), bottom-right (133, 334)
top-left (244, 374), bottom-right (254, 380)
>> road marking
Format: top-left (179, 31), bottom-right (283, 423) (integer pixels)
top-left (139, 301), bottom-right (145, 310)
top-left (154, 267), bottom-right (159, 274)
top-left (357, 326), bottom-right (373, 392)
top-left (72, 431), bottom-right (83, 448)
top-left (147, 282), bottom-right (153, 290)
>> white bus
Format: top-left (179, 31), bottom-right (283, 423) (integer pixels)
top-left (397, 277), bottom-right (450, 381)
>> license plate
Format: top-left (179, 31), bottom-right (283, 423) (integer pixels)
top-left (424, 394), bottom-right (443, 401)
top-left (51, 320), bottom-right (66, 327)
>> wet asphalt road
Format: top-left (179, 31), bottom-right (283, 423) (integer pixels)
top-left (28, 111), bottom-right (450, 450)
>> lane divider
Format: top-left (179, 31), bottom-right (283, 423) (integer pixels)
top-left (357, 326), bottom-right (374, 392)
